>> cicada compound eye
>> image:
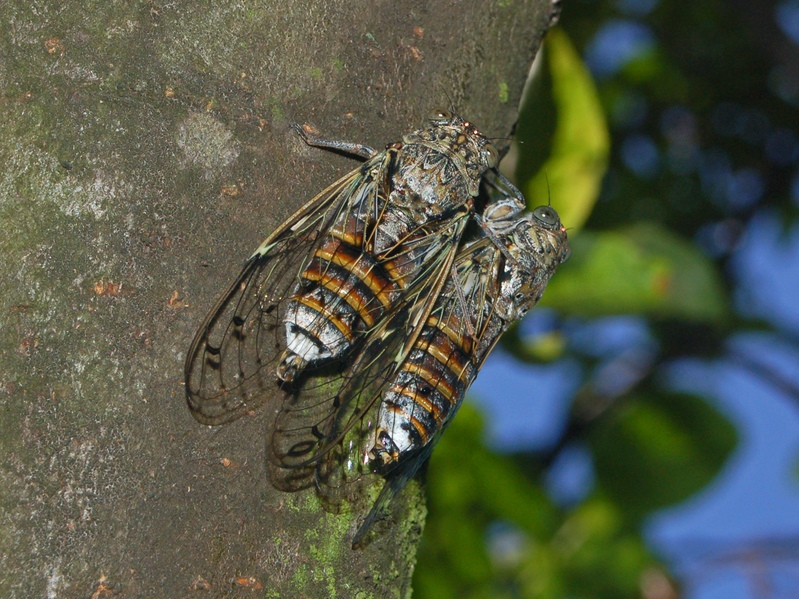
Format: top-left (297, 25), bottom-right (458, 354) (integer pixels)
top-left (484, 143), bottom-right (499, 169)
top-left (428, 108), bottom-right (452, 122)
top-left (532, 206), bottom-right (560, 227)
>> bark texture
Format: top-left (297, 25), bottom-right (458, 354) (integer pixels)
top-left (0, 1), bottom-right (554, 596)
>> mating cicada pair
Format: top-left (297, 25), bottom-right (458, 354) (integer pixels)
top-left (184, 110), bottom-right (570, 545)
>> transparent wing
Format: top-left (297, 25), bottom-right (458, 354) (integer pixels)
top-left (184, 161), bottom-right (383, 425)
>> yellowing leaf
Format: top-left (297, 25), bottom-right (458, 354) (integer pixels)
top-left (526, 28), bottom-right (609, 232)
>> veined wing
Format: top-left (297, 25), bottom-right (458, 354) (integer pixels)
top-left (347, 232), bottom-right (505, 544)
top-left (184, 155), bottom-right (389, 425)
top-left (349, 203), bottom-right (570, 545)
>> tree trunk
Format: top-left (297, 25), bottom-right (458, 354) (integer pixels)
top-left (0, 1), bottom-right (555, 596)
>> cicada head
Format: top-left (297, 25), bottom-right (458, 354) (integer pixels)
top-left (498, 205), bottom-right (570, 319)
top-left (527, 205), bottom-right (571, 264)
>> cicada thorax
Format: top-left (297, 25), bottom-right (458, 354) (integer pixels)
top-left (275, 117), bottom-right (498, 385)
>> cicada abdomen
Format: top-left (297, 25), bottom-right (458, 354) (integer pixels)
top-left (347, 199), bottom-right (570, 544)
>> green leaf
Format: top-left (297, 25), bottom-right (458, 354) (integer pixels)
top-left (426, 405), bottom-right (558, 538)
top-left (518, 28), bottom-right (609, 232)
top-left (415, 405), bottom-right (670, 599)
top-left (415, 405), bottom-right (559, 599)
top-left (540, 223), bottom-right (730, 324)
top-left (589, 390), bottom-right (738, 522)
top-left (533, 497), bottom-right (657, 599)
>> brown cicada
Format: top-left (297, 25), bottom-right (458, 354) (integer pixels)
top-left (184, 111), bottom-right (566, 545)
top-left (354, 199), bottom-right (568, 543)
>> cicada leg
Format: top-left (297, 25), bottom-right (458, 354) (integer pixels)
top-left (293, 124), bottom-right (378, 160)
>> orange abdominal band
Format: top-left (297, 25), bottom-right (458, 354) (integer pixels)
top-left (400, 362), bottom-right (456, 407)
top-left (414, 338), bottom-right (469, 382)
top-left (294, 294), bottom-right (355, 342)
top-left (314, 241), bottom-right (395, 311)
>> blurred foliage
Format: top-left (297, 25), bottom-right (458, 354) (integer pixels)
top-left (414, 0), bottom-right (799, 596)
top-left (521, 29), bottom-right (609, 231)
top-left (414, 406), bottom-right (675, 599)
top-left (589, 390), bottom-right (736, 523)
top-left (542, 223), bottom-right (730, 322)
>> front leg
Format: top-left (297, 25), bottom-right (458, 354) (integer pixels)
top-left (292, 123), bottom-right (378, 160)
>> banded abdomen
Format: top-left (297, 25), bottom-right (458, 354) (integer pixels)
top-left (371, 309), bottom-right (478, 464)
top-left (277, 207), bottom-right (419, 382)
top-left (367, 239), bottom-right (496, 465)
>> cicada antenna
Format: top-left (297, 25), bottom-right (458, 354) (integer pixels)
top-left (544, 169), bottom-right (553, 207)
top-left (443, 88), bottom-right (455, 114)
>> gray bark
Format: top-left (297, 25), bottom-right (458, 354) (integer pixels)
top-left (0, 1), bottom-right (554, 596)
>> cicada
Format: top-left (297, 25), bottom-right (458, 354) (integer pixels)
top-left (267, 193), bottom-right (570, 545)
top-left (184, 108), bottom-right (568, 545)
top-left (185, 110), bottom-right (520, 426)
